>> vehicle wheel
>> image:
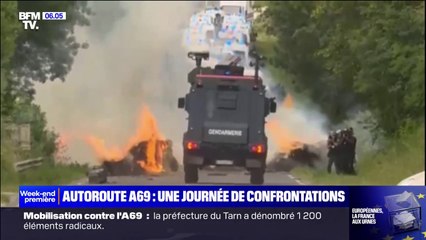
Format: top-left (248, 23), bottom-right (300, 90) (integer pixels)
top-left (184, 164), bottom-right (198, 184)
top-left (250, 168), bottom-right (264, 185)
top-left (169, 157), bottom-right (179, 172)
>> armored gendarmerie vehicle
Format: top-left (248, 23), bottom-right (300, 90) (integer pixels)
top-left (178, 51), bottom-right (277, 184)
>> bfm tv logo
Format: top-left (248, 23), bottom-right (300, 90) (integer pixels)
top-left (18, 12), bottom-right (67, 30)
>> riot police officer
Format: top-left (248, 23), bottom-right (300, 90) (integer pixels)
top-left (334, 130), bottom-right (347, 174)
top-left (346, 128), bottom-right (357, 175)
top-left (339, 129), bottom-right (350, 174)
top-left (327, 131), bottom-right (338, 173)
top-left (327, 127), bottom-right (357, 175)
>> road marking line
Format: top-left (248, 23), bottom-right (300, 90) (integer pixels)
top-left (287, 173), bottom-right (304, 185)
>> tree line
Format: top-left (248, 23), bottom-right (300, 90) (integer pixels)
top-left (1, 1), bottom-right (91, 169)
top-left (257, 1), bottom-right (424, 137)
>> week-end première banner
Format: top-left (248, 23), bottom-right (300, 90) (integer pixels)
top-left (17, 185), bottom-right (426, 240)
top-left (19, 186), bottom-right (349, 208)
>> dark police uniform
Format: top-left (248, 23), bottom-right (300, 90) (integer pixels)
top-left (340, 132), bottom-right (351, 174)
top-left (327, 128), bottom-right (357, 175)
top-left (327, 134), bottom-right (337, 173)
top-left (347, 129), bottom-right (357, 175)
top-left (334, 133), bottom-right (346, 174)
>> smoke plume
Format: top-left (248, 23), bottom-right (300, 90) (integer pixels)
top-left (34, 2), bottom-right (198, 165)
top-left (33, 1), bottom-right (348, 167)
top-left (262, 70), bottom-right (330, 161)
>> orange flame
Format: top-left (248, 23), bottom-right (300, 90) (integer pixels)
top-left (266, 94), bottom-right (305, 153)
top-left (283, 94), bottom-right (294, 109)
top-left (85, 136), bottom-right (127, 161)
top-left (85, 105), bottom-right (165, 174)
top-left (266, 119), bottom-right (303, 154)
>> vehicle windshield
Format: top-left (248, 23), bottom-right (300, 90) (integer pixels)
top-left (221, 6), bottom-right (243, 15)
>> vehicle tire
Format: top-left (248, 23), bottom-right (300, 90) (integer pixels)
top-left (169, 157), bottom-right (179, 172)
top-left (184, 164), bottom-right (198, 184)
top-left (250, 168), bottom-right (264, 185)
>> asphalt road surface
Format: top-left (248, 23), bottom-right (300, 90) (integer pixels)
top-left (94, 169), bottom-right (303, 186)
top-left (1, 169), bottom-right (302, 207)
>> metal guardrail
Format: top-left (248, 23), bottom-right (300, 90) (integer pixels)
top-left (14, 157), bottom-right (43, 172)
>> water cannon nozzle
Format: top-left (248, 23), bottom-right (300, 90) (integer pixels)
top-left (188, 51), bottom-right (209, 60)
top-left (188, 51), bottom-right (210, 68)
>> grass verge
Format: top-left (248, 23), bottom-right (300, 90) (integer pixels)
top-left (255, 28), bottom-right (425, 185)
top-left (1, 194), bottom-right (11, 205)
top-left (1, 162), bottom-right (87, 203)
top-left (292, 126), bottom-right (424, 185)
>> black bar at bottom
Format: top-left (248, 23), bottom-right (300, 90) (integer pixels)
top-left (1, 208), bottom-right (349, 240)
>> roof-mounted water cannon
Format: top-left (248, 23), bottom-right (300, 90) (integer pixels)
top-left (214, 54), bottom-right (244, 76)
top-left (188, 51), bottom-right (210, 68)
top-left (225, 55), bottom-right (242, 67)
top-left (249, 49), bottom-right (266, 89)
top-left (218, 54), bottom-right (242, 67)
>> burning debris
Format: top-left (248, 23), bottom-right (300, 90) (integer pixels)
top-left (85, 106), bottom-right (179, 176)
top-left (267, 142), bottom-right (327, 172)
top-left (266, 94), bottom-right (328, 172)
top-left (101, 139), bottom-right (178, 176)
top-left (88, 166), bottom-right (108, 184)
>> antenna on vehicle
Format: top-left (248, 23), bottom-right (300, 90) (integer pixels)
top-left (249, 49), bottom-right (266, 89)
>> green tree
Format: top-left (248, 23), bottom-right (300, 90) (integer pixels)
top-left (1, 1), bottom-right (92, 162)
top-left (1, 1), bottom-right (22, 113)
top-left (1, 1), bottom-right (23, 186)
top-left (261, 1), bottom-right (425, 136)
top-left (314, 2), bottom-right (424, 135)
top-left (6, 1), bottom-right (91, 102)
